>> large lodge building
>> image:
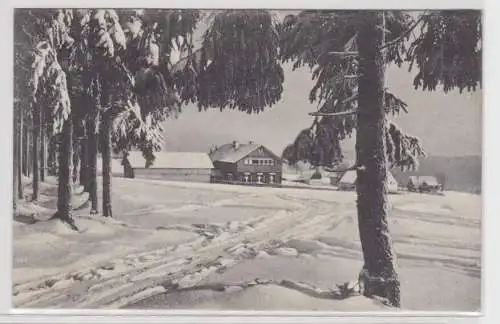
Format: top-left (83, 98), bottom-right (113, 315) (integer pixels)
top-left (209, 141), bottom-right (283, 185)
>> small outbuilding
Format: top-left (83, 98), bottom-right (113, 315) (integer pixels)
top-left (123, 151), bottom-right (214, 183)
top-left (407, 176), bottom-right (443, 193)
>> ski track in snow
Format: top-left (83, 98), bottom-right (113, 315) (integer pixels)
top-left (13, 177), bottom-right (481, 309)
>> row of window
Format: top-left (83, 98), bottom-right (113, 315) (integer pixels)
top-left (226, 173), bottom-right (278, 183)
top-left (243, 158), bottom-right (275, 166)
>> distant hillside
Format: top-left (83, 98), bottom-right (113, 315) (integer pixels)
top-left (391, 155), bottom-right (482, 194)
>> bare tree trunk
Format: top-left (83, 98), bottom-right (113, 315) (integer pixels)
top-left (13, 105), bottom-right (19, 210)
top-left (40, 127), bottom-right (46, 182)
top-left (101, 113), bottom-right (112, 217)
top-left (17, 141), bottom-right (23, 200)
top-left (87, 76), bottom-right (102, 215)
top-left (18, 105), bottom-right (24, 200)
top-left (79, 136), bottom-right (88, 189)
top-left (56, 118), bottom-right (76, 229)
top-left (22, 117), bottom-right (27, 177)
top-left (72, 140), bottom-right (80, 184)
top-left (355, 11), bottom-right (400, 307)
top-left (32, 103), bottom-right (40, 200)
top-left (26, 120), bottom-right (31, 178)
top-left (47, 136), bottom-right (53, 176)
top-left (47, 135), bottom-right (57, 176)
top-left (86, 112), bottom-right (99, 214)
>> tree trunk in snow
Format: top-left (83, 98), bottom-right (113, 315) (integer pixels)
top-left (13, 106), bottom-right (19, 210)
top-left (87, 118), bottom-right (99, 214)
top-left (355, 11), bottom-right (400, 307)
top-left (40, 127), bottom-right (46, 182)
top-left (72, 140), bottom-right (80, 184)
top-left (32, 104), bottom-right (40, 201)
top-left (56, 118), bottom-right (76, 229)
top-left (18, 105), bottom-right (24, 200)
top-left (26, 120), bottom-right (31, 178)
top-left (47, 135), bottom-right (57, 176)
top-left (79, 136), bottom-right (88, 189)
top-left (101, 113), bottom-right (113, 217)
top-left (17, 140), bottom-right (23, 200)
top-left (22, 119), bottom-right (27, 177)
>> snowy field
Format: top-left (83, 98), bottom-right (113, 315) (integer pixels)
top-left (13, 176), bottom-right (481, 311)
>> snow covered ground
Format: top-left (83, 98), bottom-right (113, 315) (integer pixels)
top-left (13, 177), bottom-right (481, 311)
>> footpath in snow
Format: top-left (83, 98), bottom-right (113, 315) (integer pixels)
top-left (13, 177), bottom-right (481, 311)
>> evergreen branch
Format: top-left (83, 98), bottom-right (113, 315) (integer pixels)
top-left (324, 165), bottom-right (357, 172)
top-left (21, 26), bottom-right (36, 41)
top-left (379, 14), bottom-right (425, 50)
top-left (170, 48), bottom-right (203, 74)
top-left (328, 51), bottom-right (358, 56)
top-left (376, 25), bottom-right (391, 34)
top-left (309, 110), bottom-right (356, 117)
top-left (342, 92), bottom-right (358, 104)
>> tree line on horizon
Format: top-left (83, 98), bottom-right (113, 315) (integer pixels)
top-left (13, 9), bottom-right (481, 307)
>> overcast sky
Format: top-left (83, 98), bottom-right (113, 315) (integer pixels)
top-left (162, 11), bottom-right (482, 158)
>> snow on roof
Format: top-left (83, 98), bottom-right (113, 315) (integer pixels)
top-left (339, 170), bottom-right (357, 184)
top-left (408, 176), bottom-right (439, 185)
top-left (340, 170), bottom-right (398, 185)
top-left (127, 151), bottom-right (214, 169)
top-left (387, 172), bottom-right (398, 185)
top-left (209, 142), bottom-right (263, 163)
top-left (418, 176), bottom-right (439, 185)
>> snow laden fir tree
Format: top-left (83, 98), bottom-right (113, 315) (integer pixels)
top-left (278, 10), bottom-right (480, 306)
top-left (13, 9), bottom-right (481, 308)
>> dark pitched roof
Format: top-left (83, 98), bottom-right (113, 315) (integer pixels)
top-left (209, 143), bottom-right (262, 163)
top-left (210, 142), bottom-right (282, 164)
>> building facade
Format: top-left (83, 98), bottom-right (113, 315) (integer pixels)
top-left (123, 151), bottom-right (214, 183)
top-left (209, 141), bottom-right (283, 185)
top-left (407, 176), bottom-right (443, 193)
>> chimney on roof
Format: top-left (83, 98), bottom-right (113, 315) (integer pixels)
top-left (232, 141), bottom-right (240, 150)
top-left (209, 145), bottom-right (219, 154)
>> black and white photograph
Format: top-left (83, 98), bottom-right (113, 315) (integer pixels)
top-left (11, 8), bottom-right (482, 312)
